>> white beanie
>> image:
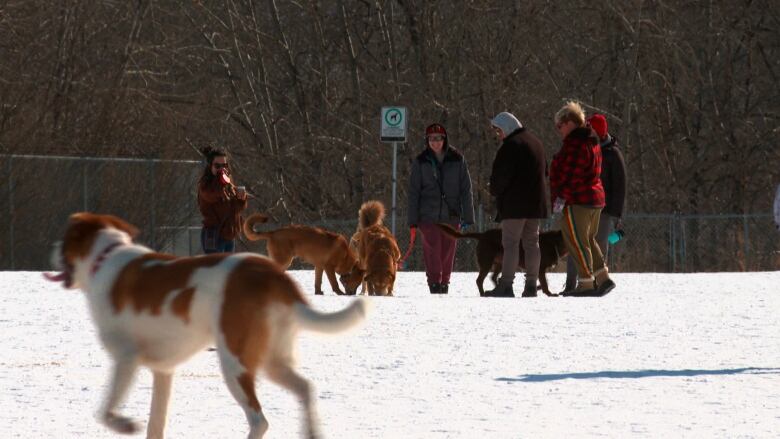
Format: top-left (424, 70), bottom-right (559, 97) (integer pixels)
top-left (491, 112), bottom-right (523, 136)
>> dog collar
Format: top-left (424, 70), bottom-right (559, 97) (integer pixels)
top-left (90, 242), bottom-right (122, 277)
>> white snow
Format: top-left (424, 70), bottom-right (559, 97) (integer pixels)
top-left (1, 270), bottom-right (778, 438)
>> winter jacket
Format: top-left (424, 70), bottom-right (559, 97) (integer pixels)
top-left (488, 127), bottom-right (549, 221)
top-left (600, 135), bottom-right (627, 218)
top-left (198, 179), bottom-right (248, 240)
top-left (408, 145), bottom-right (475, 226)
top-left (550, 126), bottom-right (605, 208)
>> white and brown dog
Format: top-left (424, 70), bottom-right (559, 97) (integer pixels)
top-left (45, 212), bottom-right (367, 439)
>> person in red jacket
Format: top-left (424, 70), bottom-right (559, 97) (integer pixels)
top-left (197, 146), bottom-right (248, 254)
top-left (550, 102), bottom-right (615, 296)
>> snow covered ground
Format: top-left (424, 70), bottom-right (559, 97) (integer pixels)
top-left (1, 270), bottom-right (778, 438)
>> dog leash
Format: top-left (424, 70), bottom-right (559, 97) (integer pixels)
top-left (397, 227), bottom-right (417, 270)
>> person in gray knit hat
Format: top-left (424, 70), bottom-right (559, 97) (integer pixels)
top-left (485, 112), bottom-right (549, 297)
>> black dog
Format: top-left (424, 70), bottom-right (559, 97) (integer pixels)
top-left (436, 224), bottom-right (568, 296)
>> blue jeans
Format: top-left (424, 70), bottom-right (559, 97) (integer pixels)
top-left (201, 227), bottom-right (236, 254)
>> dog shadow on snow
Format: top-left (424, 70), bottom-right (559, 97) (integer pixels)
top-left (497, 367), bottom-right (780, 382)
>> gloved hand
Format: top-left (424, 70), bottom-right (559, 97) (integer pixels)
top-left (553, 197), bottom-right (565, 213)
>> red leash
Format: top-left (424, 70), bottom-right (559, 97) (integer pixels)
top-left (397, 227), bottom-right (417, 270)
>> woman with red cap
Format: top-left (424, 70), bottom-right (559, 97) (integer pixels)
top-left (197, 146), bottom-right (248, 254)
top-left (408, 123), bottom-right (475, 294)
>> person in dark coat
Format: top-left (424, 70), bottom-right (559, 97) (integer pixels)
top-left (484, 112), bottom-right (549, 298)
top-left (563, 114), bottom-right (626, 292)
top-left (551, 102), bottom-right (615, 296)
top-left (408, 123), bottom-right (475, 294)
top-left (197, 146), bottom-right (248, 254)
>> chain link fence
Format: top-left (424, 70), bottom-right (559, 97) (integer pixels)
top-left (3, 155), bottom-right (778, 272)
top-left (167, 209), bottom-right (779, 273)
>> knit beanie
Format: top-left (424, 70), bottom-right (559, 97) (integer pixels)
top-left (425, 123), bottom-right (447, 137)
top-left (490, 112), bottom-right (523, 136)
top-left (588, 114), bottom-right (608, 138)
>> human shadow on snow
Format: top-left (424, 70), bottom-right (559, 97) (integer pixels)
top-left (497, 367), bottom-right (780, 382)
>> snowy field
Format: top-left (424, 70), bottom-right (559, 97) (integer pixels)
top-left (1, 270), bottom-right (779, 438)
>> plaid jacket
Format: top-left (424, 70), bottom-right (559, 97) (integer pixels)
top-left (549, 126), bottom-right (605, 208)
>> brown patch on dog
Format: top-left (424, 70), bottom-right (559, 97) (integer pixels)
top-left (243, 213), bottom-right (364, 295)
top-left (171, 287), bottom-right (196, 323)
top-left (110, 254), bottom-right (223, 316)
top-left (220, 257), bottom-right (307, 406)
top-left (61, 213), bottom-right (139, 270)
top-left (436, 224), bottom-right (568, 296)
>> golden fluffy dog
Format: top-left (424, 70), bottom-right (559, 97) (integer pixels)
top-left (243, 213), bottom-right (364, 295)
top-left (354, 201), bottom-right (401, 296)
top-left (45, 212), bottom-right (367, 439)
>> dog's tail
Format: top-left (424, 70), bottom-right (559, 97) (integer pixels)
top-left (435, 223), bottom-right (484, 240)
top-left (243, 213), bottom-right (272, 241)
top-left (293, 298), bottom-right (369, 334)
top-left (359, 200), bottom-right (385, 229)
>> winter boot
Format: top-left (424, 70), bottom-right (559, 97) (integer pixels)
top-left (484, 279), bottom-right (514, 297)
top-left (521, 278), bottom-right (538, 298)
top-left (561, 278), bottom-right (576, 295)
top-left (440, 283), bottom-right (449, 294)
top-left (428, 282), bottom-right (442, 294)
top-left (562, 277), bottom-right (597, 297)
top-left (594, 268), bottom-right (616, 296)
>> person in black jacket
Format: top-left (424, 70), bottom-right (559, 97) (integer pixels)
top-left (563, 114), bottom-right (626, 292)
top-left (408, 123), bottom-right (475, 294)
top-left (485, 112), bottom-right (549, 297)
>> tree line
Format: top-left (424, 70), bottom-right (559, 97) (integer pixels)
top-left (1, 0), bottom-right (778, 225)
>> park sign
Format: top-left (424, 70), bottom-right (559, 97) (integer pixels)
top-left (380, 106), bottom-right (408, 143)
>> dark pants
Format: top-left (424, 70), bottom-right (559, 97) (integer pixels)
top-left (201, 227), bottom-right (235, 254)
top-left (418, 222), bottom-right (459, 285)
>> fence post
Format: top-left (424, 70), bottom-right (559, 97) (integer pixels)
top-left (680, 216), bottom-right (687, 272)
top-left (743, 214), bottom-right (749, 270)
top-left (670, 214), bottom-right (676, 272)
top-left (82, 161), bottom-right (89, 211)
top-left (150, 161), bottom-right (157, 248)
top-left (7, 158), bottom-right (14, 269)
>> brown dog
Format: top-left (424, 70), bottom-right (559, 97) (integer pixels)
top-left (354, 201), bottom-right (401, 296)
top-left (243, 213), bottom-right (364, 295)
top-left (436, 224), bottom-right (568, 296)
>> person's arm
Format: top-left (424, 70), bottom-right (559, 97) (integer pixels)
top-left (489, 145), bottom-right (513, 197)
top-left (610, 147), bottom-right (627, 217)
top-left (460, 159), bottom-right (475, 225)
top-left (198, 181), bottom-right (226, 204)
top-left (407, 159), bottom-right (422, 227)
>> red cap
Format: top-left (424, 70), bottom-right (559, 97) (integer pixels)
top-left (425, 123), bottom-right (447, 137)
top-left (588, 114), bottom-right (608, 138)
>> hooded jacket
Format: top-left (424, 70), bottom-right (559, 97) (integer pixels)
top-left (600, 135), bottom-right (627, 218)
top-left (489, 127), bottom-right (550, 220)
top-left (198, 179), bottom-right (247, 240)
top-left (408, 139), bottom-right (475, 226)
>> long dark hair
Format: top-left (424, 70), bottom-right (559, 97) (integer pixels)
top-left (198, 146), bottom-right (228, 185)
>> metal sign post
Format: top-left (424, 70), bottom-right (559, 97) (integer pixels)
top-left (380, 106), bottom-right (408, 235)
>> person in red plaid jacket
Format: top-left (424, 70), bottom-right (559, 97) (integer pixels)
top-left (550, 101), bottom-right (616, 296)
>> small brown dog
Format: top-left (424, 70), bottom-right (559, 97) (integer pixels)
top-left (243, 213), bottom-right (364, 295)
top-left (354, 201), bottom-right (401, 296)
top-left (436, 224), bottom-right (568, 296)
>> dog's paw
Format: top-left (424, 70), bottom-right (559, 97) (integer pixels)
top-left (103, 412), bottom-right (140, 435)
